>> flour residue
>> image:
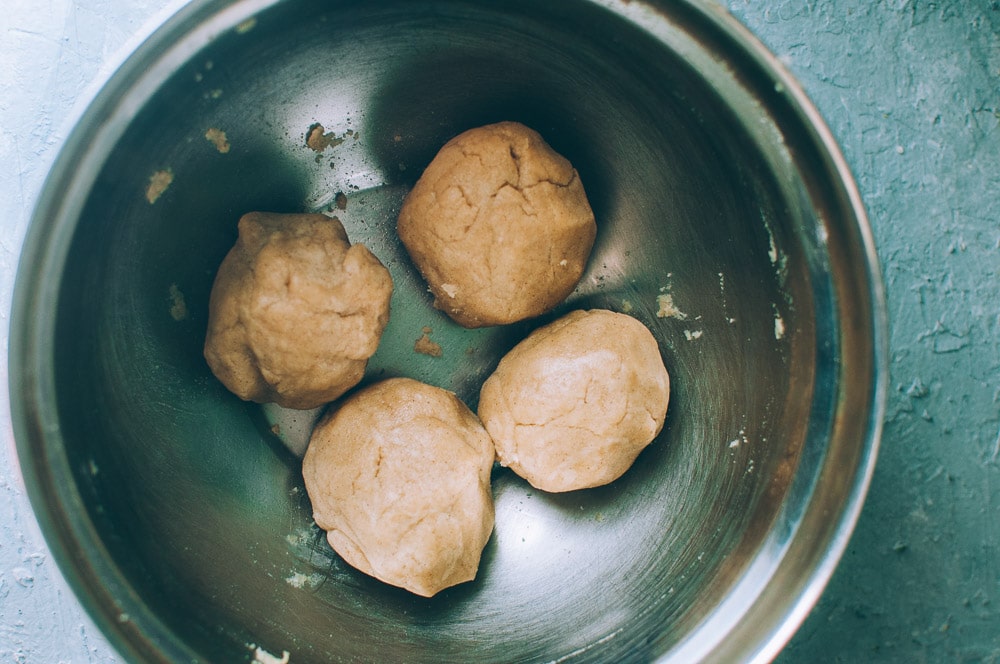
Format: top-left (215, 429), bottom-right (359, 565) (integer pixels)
top-left (728, 428), bottom-right (749, 449)
top-left (764, 222), bottom-right (790, 286)
top-left (655, 293), bottom-right (687, 320)
top-left (251, 645), bottom-right (290, 664)
top-left (285, 571), bottom-right (324, 590)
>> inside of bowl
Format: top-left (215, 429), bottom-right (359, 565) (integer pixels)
top-left (46, 0), bottom-right (827, 661)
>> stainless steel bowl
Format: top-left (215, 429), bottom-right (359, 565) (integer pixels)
top-left (9, 0), bottom-right (887, 662)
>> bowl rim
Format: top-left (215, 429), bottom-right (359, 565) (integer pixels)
top-left (625, 3), bottom-right (889, 662)
top-left (8, 0), bottom-right (888, 662)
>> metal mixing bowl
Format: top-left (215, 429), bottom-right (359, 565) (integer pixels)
top-left (9, 0), bottom-right (887, 662)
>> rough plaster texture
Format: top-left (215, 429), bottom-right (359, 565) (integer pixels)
top-left (0, 2), bottom-right (186, 661)
top-left (1, 0), bottom-right (997, 662)
top-left (723, 2), bottom-right (1000, 661)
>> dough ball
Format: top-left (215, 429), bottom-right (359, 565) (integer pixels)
top-left (302, 378), bottom-right (496, 597)
top-left (478, 309), bottom-right (670, 492)
top-left (397, 121), bottom-right (596, 328)
top-left (204, 212), bottom-right (393, 410)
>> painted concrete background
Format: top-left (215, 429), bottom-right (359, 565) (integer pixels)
top-left (726, 3), bottom-right (1000, 662)
top-left (1, 0), bottom-right (997, 662)
top-left (730, 0), bottom-right (1000, 662)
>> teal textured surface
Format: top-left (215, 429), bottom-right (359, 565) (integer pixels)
top-left (726, 2), bottom-right (1000, 662)
top-left (0, 1), bottom-right (997, 661)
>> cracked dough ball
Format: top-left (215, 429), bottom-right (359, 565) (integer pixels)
top-left (397, 121), bottom-right (596, 328)
top-left (478, 309), bottom-right (670, 493)
top-left (204, 212), bottom-right (392, 410)
top-left (302, 378), bottom-right (496, 597)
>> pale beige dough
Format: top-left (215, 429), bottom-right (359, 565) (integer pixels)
top-left (204, 212), bottom-right (392, 410)
top-left (478, 309), bottom-right (670, 493)
top-left (302, 378), bottom-right (496, 597)
top-left (397, 121), bottom-right (596, 328)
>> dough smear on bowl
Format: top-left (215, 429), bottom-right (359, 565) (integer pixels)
top-left (397, 121), bottom-right (596, 328)
top-left (478, 309), bottom-right (670, 492)
top-left (204, 212), bottom-right (392, 410)
top-left (302, 378), bottom-right (496, 597)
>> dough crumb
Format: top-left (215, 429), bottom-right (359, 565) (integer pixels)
top-left (167, 284), bottom-right (188, 321)
top-left (655, 293), bottom-right (687, 320)
top-left (251, 646), bottom-right (290, 664)
top-left (767, 228), bottom-right (779, 265)
top-left (479, 309), bottom-right (670, 493)
top-left (683, 329), bottom-right (703, 341)
top-left (284, 530), bottom-right (311, 548)
top-left (774, 315), bottom-right (786, 339)
top-left (303, 378), bottom-right (495, 596)
top-left (145, 169), bottom-right (173, 204)
top-left (621, 299), bottom-right (633, 313)
top-left (414, 326), bottom-right (443, 357)
top-left (204, 127), bottom-right (230, 153)
top-left (306, 123), bottom-right (346, 152)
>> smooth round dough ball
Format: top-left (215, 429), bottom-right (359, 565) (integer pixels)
top-left (478, 309), bottom-right (670, 493)
top-left (397, 121), bottom-right (596, 328)
top-left (302, 378), bottom-right (496, 597)
top-left (204, 212), bottom-right (392, 410)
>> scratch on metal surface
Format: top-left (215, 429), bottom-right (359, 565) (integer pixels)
top-left (548, 628), bottom-right (625, 664)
